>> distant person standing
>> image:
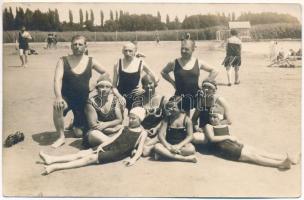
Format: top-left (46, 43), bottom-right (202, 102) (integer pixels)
top-left (46, 33), bottom-right (54, 49)
top-left (222, 29), bottom-right (242, 86)
top-left (185, 32), bottom-right (191, 40)
top-left (269, 41), bottom-right (278, 62)
top-left (15, 26), bottom-right (32, 67)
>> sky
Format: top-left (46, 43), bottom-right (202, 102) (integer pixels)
top-left (3, 2), bottom-right (302, 25)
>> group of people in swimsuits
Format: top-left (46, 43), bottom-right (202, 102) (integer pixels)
top-left (38, 32), bottom-right (299, 175)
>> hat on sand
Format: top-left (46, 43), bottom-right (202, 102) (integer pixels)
top-left (96, 74), bottom-right (112, 87)
top-left (129, 107), bottom-right (146, 122)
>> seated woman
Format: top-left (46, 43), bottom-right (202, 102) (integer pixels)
top-left (153, 96), bottom-right (197, 163)
top-left (39, 107), bottom-right (148, 175)
top-left (192, 80), bottom-right (231, 144)
top-left (196, 109), bottom-right (299, 169)
top-left (139, 74), bottom-right (166, 157)
top-left (83, 74), bottom-right (123, 148)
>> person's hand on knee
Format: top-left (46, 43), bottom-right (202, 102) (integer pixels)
top-left (54, 98), bottom-right (66, 112)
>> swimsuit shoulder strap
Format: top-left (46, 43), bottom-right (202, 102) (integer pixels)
top-left (138, 59), bottom-right (143, 73)
top-left (118, 58), bottom-right (122, 73)
top-left (183, 114), bottom-right (187, 127)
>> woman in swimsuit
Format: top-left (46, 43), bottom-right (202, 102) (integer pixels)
top-left (84, 74), bottom-right (123, 148)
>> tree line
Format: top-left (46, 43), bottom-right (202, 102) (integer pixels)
top-left (3, 7), bottom-right (300, 32)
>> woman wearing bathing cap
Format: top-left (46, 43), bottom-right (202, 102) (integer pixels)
top-left (153, 96), bottom-right (197, 163)
top-left (83, 73), bottom-right (123, 148)
top-left (39, 107), bottom-right (148, 175)
top-left (112, 42), bottom-right (159, 111)
top-left (191, 79), bottom-right (231, 144)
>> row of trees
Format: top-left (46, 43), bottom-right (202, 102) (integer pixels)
top-left (3, 7), bottom-right (300, 32)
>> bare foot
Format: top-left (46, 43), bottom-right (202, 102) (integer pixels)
top-left (187, 155), bottom-right (198, 163)
top-left (278, 157), bottom-right (291, 170)
top-left (51, 137), bottom-right (65, 148)
top-left (288, 153), bottom-right (301, 165)
top-left (41, 165), bottom-right (53, 176)
top-left (39, 151), bottom-right (52, 165)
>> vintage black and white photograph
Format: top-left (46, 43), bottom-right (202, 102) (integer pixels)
top-left (2, 1), bottom-right (302, 197)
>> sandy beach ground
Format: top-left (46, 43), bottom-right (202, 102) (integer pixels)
top-left (2, 40), bottom-right (301, 197)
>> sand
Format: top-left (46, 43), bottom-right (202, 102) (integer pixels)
top-left (2, 41), bottom-right (301, 197)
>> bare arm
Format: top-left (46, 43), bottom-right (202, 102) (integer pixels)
top-left (199, 59), bottom-right (219, 80)
top-left (92, 58), bottom-right (106, 75)
top-left (53, 58), bottom-right (66, 111)
top-left (191, 109), bottom-right (201, 131)
top-left (217, 97), bottom-right (232, 125)
top-left (142, 61), bottom-right (159, 83)
top-left (161, 62), bottom-right (176, 89)
top-left (175, 117), bottom-right (193, 149)
top-left (129, 131), bottom-right (148, 163)
top-left (112, 63), bottom-right (125, 101)
top-left (54, 59), bottom-right (64, 99)
top-left (84, 103), bottom-right (99, 130)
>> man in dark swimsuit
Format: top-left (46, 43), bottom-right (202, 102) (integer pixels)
top-left (161, 39), bottom-right (219, 116)
top-left (15, 26), bottom-right (32, 67)
top-left (52, 35), bottom-right (107, 148)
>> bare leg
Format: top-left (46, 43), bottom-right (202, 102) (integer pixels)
top-left (143, 137), bottom-right (159, 157)
top-left (239, 146), bottom-right (291, 169)
top-left (234, 66), bottom-right (240, 84)
top-left (72, 127), bottom-right (83, 138)
top-left (180, 143), bottom-right (196, 156)
top-left (245, 145), bottom-right (286, 161)
top-left (154, 143), bottom-right (197, 163)
top-left (19, 55), bottom-right (25, 66)
top-left (87, 130), bottom-right (110, 147)
top-left (39, 149), bottom-right (93, 165)
top-left (24, 53), bottom-right (28, 66)
top-left (192, 132), bottom-right (208, 144)
top-left (52, 108), bottom-right (66, 148)
top-left (226, 66), bottom-right (232, 85)
top-left (43, 154), bottom-right (98, 175)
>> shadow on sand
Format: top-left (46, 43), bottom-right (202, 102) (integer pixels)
top-left (8, 65), bottom-right (23, 68)
top-left (32, 131), bottom-right (74, 146)
top-left (69, 139), bottom-right (85, 150)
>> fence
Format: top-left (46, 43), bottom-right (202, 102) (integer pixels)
top-left (3, 26), bottom-right (224, 43)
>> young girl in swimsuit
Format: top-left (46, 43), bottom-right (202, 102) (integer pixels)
top-left (197, 109), bottom-right (299, 169)
top-left (192, 80), bottom-right (231, 144)
top-left (153, 96), bottom-right (197, 163)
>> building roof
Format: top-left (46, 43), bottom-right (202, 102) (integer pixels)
top-left (229, 21), bottom-right (251, 29)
